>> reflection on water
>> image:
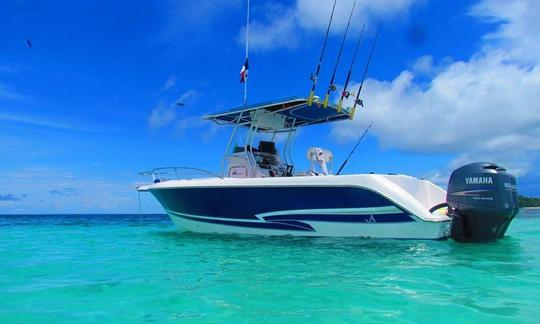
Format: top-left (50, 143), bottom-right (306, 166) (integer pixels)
top-left (446, 237), bottom-right (526, 272)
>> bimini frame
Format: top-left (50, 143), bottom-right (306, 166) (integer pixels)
top-left (203, 97), bottom-right (353, 177)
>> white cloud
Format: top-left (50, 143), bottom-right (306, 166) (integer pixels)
top-left (471, 0), bottom-right (540, 63)
top-left (239, 3), bottom-right (299, 51)
top-left (411, 55), bottom-right (434, 75)
top-left (163, 75), bottom-right (176, 91)
top-left (172, 115), bottom-right (221, 141)
top-left (147, 88), bottom-right (218, 140)
top-left (332, 0), bottom-right (540, 177)
top-left (148, 89), bottom-right (200, 129)
top-left (297, 0), bottom-right (420, 32)
top-left (242, 0), bottom-right (421, 51)
top-left (173, 115), bottom-right (205, 134)
top-left (148, 103), bottom-right (176, 129)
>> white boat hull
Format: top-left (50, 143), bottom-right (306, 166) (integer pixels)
top-left (168, 212), bottom-right (450, 239)
top-left (140, 173), bottom-right (452, 240)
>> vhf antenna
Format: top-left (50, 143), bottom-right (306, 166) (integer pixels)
top-left (308, 0), bottom-right (337, 106)
top-left (350, 23), bottom-right (381, 119)
top-left (323, 0), bottom-right (356, 108)
top-left (337, 24), bottom-right (365, 112)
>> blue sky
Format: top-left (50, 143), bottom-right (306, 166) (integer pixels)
top-left (1, 0), bottom-right (539, 213)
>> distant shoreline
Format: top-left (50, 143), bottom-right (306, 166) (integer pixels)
top-left (523, 207), bottom-right (540, 209)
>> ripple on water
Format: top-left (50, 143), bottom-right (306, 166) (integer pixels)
top-left (0, 212), bottom-right (539, 323)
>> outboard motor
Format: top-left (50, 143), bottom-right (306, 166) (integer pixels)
top-left (447, 162), bottom-right (519, 243)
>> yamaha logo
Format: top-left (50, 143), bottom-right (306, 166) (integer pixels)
top-left (465, 177), bottom-right (494, 185)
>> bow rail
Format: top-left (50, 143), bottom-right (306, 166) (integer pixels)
top-left (138, 167), bottom-right (222, 186)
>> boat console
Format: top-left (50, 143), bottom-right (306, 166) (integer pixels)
top-left (228, 141), bottom-right (291, 178)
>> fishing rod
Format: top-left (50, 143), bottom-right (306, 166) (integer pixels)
top-left (336, 24), bottom-right (365, 112)
top-left (308, 0), bottom-right (337, 106)
top-left (350, 23), bottom-right (381, 118)
top-left (323, 0), bottom-right (356, 108)
top-left (336, 120), bottom-right (373, 175)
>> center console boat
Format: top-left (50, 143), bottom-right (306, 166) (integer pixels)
top-left (138, 97), bottom-right (519, 242)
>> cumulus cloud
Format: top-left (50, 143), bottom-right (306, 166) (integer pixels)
top-left (242, 0), bottom-right (421, 51)
top-left (411, 55), bottom-right (434, 75)
top-left (471, 0), bottom-right (540, 63)
top-left (332, 0), bottom-right (540, 177)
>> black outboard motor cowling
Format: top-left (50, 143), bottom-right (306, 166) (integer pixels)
top-left (447, 162), bottom-right (519, 243)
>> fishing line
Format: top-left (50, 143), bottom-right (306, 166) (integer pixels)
top-left (351, 23), bottom-right (381, 117)
top-left (336, 120), bottom-right (373, 175)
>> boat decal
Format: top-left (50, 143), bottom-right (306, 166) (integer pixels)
top-left (150, 186), bottom-right (398, 223)
top-left (449, 189), bottom-right (494, 196)
top-left (167, 207), bottom-right (414, 233)
top-left (255, 206), bottom-right (402, 218)
top-left (167, 210), bottom-right (261, 223)
top-left (169, 211), bottom-right (315, 232)
top-left (262, 213), bottom-right (414, 223)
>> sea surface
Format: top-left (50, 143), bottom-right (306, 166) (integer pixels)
top-left (1, 210), bottom-right (539, 323)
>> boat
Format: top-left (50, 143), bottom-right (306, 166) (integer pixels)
top-left (137, 97), bottom-right (519, 242)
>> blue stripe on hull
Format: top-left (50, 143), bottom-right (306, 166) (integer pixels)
top-left (174, 214), bottom-right (315, 232)
top-left (263, 213), bottom-right (414, 223)
top-left (151, 186), bottom-right (407, 221)
top-left (153, 186), bottom-right (418, 233)
top-left (170, 210), bottom-right (415, 233)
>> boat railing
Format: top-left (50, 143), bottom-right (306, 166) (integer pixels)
top-left (139, 167), bottom-right (223, 184)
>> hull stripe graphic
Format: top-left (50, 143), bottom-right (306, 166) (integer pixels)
top-left (263, 213), bottom-right (413, 223)
top-left (169, 212), bottom-right (314, 232)
top-left (167, 207), bottom-right (415, 232)
top-left (256, 206), bottom-right (402, 218)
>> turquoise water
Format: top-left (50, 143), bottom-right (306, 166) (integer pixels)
top-left (1, 210), bottom-right (539, 323)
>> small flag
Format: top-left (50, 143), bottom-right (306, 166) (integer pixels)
top-left (240, 58), bottom-right (249, 83)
